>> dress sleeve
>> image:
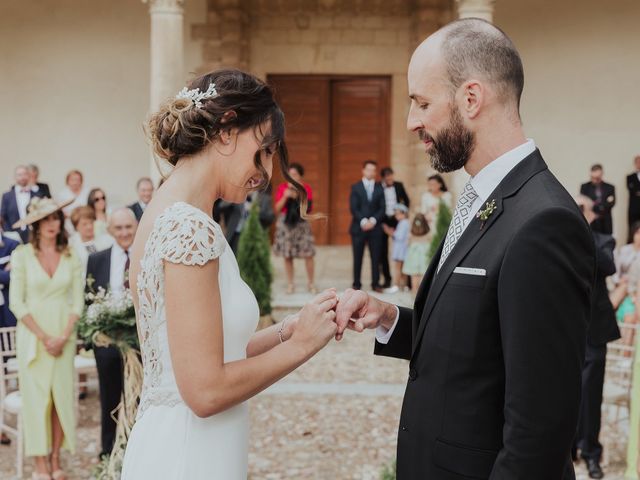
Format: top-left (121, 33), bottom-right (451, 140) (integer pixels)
top-left (8, 246), bottom-right (29, 320)
top-left (69, 250), bottom-right (85, 316)
top-left (305, 184), bottom-right (313, 213)
top-left (159, 206), bottom-right (225, 266)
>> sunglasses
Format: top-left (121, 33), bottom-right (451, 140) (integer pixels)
top-left (94, 196), bottom-right (105, 201)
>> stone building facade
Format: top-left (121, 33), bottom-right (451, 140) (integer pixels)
top-left (1, 0), bottom-right (637, 243)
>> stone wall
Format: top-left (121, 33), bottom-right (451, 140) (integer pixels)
top-left (192, 1), bottom-right (452, 211)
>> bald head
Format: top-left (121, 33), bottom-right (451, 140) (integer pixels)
top-left (412, 18), bottom-right (524, 116)
top-left (108, 207), bottom-right (138, 250)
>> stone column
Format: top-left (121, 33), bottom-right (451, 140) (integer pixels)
top-left (456, 0), bottom-right (495, 23)
top-left (143, 0), bottom-right (185, 178)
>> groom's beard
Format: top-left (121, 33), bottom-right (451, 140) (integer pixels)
top-left (421, 107), bottom-right (475, 174)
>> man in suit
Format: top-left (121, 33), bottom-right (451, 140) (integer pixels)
top-left (336, 19), bottom-right (594, 479)
top-left (573, 195), bottom-right (620, 479)
top-left (26, 164), bottom-right (51, 198)
top-left (627, 155), bottom-right (640, 241)
top-left (86, 208), bottom-right (137, 458)
top-left (349, 160), bottom-right (386, 292)
top-left (580, 164), bottom-right (616, 235)
top-left (127, 177), bottom-right (154, 222)
top-left (1, 165), bottom-right (46, 243)
top-left (379, 167), bottom-right (410, 290)
top-left (214, 186), bottom-right (275, 253)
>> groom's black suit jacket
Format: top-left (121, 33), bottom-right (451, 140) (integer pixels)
top-left (375, 151), bottom-right (595, 480)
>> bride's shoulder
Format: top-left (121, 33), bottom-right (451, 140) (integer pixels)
top-left (153, 201), bottom-right (225, 266)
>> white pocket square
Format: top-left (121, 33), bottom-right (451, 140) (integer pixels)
top-left (453, 267), bottom-right (487, 276)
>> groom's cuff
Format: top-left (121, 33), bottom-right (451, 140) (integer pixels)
top-left (375, 305), bottom-right (400, 344)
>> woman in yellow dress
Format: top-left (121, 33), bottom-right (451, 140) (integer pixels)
top-left (9, 197), bottom-right (84, 480)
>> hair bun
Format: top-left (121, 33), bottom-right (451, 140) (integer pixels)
top-left (147, 98), bottom-right (215, 166)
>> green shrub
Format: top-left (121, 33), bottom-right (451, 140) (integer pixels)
top-left (428, 199), bottom-right (453, 260)
top-left (237, 202), bottom-right (273, 315)
top-left (380, 459), bottom-right (396, 480)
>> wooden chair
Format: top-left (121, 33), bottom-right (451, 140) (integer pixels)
top-left (74, 342), bottom-right (97, 425)
top-left (601, 322), bottom-right (638, 465)
top-left (0, 326), bottom-right (23, 479)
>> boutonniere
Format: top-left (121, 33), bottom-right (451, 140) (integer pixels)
top-left (476, 199), bottom-right (497, 230)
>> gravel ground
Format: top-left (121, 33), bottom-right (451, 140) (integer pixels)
top-left (0, 247), bottom-right (629, 479)
top-left (0, 331), bottom-right (627, 479)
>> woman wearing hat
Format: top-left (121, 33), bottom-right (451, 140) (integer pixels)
top-left (9, 197), bottom-right (84, 480)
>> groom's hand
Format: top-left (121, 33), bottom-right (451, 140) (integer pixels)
top-left (334, 289), bottom-right (398, 341)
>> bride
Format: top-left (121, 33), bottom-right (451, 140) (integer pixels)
top-left (121, 69), bottom-right (338, 479)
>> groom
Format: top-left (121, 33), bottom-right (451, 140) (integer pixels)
top-left (335, 19), bottom-right (594, 479)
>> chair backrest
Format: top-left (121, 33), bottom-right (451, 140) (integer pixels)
top-left (0, 326), bottom-right (18, 402)
top-left (605, 323), bottom-right (639, 399)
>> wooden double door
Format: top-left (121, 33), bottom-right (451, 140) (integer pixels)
top-left (268, 75), bottom-right (391, 245)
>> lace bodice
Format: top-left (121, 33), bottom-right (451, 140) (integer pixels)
top-left (135, 202), bottom-right (259, 418)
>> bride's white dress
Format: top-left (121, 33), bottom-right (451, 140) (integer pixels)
top-left (121, 202), bottom-right (259, 479)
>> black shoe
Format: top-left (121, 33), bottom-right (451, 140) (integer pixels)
top-left (0, 434), bottom-right (11, 445)
top-left (78, 391), bottom-right (87, 400)
top-left (585, 458), bottom-right (604, 479)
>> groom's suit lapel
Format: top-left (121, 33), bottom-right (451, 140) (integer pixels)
top-left (411, 150), bottom-right (549, 358)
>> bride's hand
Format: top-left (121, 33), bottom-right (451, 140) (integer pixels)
top-left (289, 289), bottom-right (338, 356)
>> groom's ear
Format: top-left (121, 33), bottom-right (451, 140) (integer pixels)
top-left (460, 79), bottom-right (484, 120)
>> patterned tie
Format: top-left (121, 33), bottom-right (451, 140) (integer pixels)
top-left (85, 244), bottom-right (97, 254)
top-left (123, 250), bottom-right (130, 290)
top-left (437, 181), bottom-right (479, 272)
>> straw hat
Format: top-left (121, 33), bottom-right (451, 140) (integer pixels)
top-left (12, 197), bottom-right (73, 229)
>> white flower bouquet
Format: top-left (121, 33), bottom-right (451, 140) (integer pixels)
top-left (77, 287), bottom-right (139, 351)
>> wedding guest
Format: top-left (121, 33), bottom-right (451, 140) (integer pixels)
top-left (9, 197), bottom-right (83, 479)
top-left (0, 230), bottom-right (19, 329)
top-left (402, 211), bottom-right (430, 294)
top-left (1, 165), bottom-right (46, 243)
top-left (57, 170), bottom-right (90, 218)
top-left (273, 163), bottom-right (316, 294)
top-left (69, 206), bottom-right (112, 275)
top-left (614, 222), bottom-right (640, 285)
top-left (0, 228), bottom-right (18, 446)
top-left (628, 155), bottom-right (640, 241)
top-left (128, 177), bottom-right (154, 222)
top-left (625, 286), bottom-right (640, 479)
top-left (580, 164), bottom-right (616, 235)
top-left (215, 186), bottom-right (275, 254)
top-left (85, 208), bottom-right (137, 458)
top-left (88, 188), bottom-right (111, 239)
top-left (26, 164), bottom-right (51, 198)
top-left (383, 204), bottom-right (410, 292)
top-left (420, 174), bottom-right (452, 230)
top-left (573, 195), bottom-right (620, 479)
top-left (379, 167), bottom-right (410, 290)
top-left (612, 223), bottom-right (640, 340)
top-left (349, 160), bottom-right (385, 292)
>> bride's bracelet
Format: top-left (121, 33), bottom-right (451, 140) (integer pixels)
top-left (278, 315), bottom-right (292, 344)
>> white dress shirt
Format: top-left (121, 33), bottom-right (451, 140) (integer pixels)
top-left (383, 183), bottom-right (398, 217)
top-left (360, 178), bottom-right (378, 228)
top-left (14, 185), bottom-right (31, 227)
top-left (110, 243), bottom-right (129, 293)
top-left (377, 139), bottom-right (537, 344)
top-left (71, 233), bottom-right (113, 276)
